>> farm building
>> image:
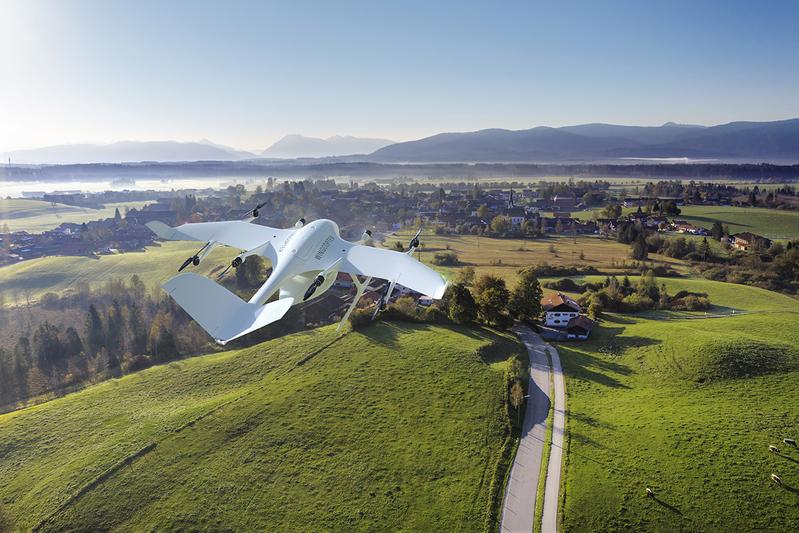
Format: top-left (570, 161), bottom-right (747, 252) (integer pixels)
top-left (732, 232), bottom-right (772, 251)
top-left (541, 293), bottom-right (581, 327)
top-left (566, 316), bottom-right (594, 340)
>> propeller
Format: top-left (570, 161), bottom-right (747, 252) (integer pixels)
top-left (371, 282), bottom-right (393, 319)
top-left (303, 274), bottom-right (325, 301)
top-left (216, 255), bottom-right (244, 280)
top-left (408, 227), bottom-right (422, 251)
top-left (245, 201), bottom-right (268, 219)
top-left (177, 242), bottom-right (210, 272)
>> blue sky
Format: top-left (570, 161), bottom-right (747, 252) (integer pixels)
top-left (1, 0), bottom-right (797, 151)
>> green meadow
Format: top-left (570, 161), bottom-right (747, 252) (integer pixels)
top-left (573, 205), bottom-right (799, 240)
top-left (0, 322), bottom-right (524, 532)
top-left (0, 199), bottom-right (149, 233)
top-left (0, 241), bottom-right (234, 302)
top-left (555, 277), bottom-right (799, 531)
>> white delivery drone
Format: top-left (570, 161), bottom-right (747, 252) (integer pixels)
top-left (147, 205), bottom-right (447, 345)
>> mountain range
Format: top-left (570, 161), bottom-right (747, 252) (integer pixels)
top-left (3, 119), bottom-right (799, 164)
top-left (260, 134), bottom-right (395, 159)
top-left (369, 119), bottom-right (799, 163)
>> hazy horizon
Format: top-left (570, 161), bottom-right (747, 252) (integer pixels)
top-left (2, 0), bottom-right (798, 153)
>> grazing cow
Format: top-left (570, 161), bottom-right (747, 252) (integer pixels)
top-left (769, 445), bottom-right (780, 453)
top-left (784, 438), bottom-right (797, 447)
top-left (646, 488), bottom-right (654, 498)
top-left (771, 474), bottom-right (782, 485)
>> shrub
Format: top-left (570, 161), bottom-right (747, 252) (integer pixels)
top-left (348, 307), bottom-right (373, 330)
top-left (431, 251), bottom-right (459, 266)
top-left (384, 296), bottom-right (420, 322)
top-left (423, 304), bottom-right (450, 323)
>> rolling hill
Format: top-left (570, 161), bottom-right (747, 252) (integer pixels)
top-left (0, 322), bottom-right (524, 532)
top-left (369, 119), bottom-right (799, 162)
top-left (554, 277), bottom-right (799, 531)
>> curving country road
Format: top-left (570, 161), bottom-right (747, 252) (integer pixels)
top-left (500, 325), bottom-right (566, 533)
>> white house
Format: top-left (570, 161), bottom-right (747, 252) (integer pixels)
top-left (541, 293), bottom-right (581, 327)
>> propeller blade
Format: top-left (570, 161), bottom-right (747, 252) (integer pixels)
top-left (178, 257), bottom-right (194, 272)
top-left (216, 264), bottom-right (232, 280)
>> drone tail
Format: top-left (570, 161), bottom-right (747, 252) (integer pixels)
top-left (162, 273), bottom-right (294, 345)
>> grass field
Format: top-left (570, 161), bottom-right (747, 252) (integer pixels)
top-left (0, 241), bottom-right (236, 302)
top-left (555, 277), bottom-right (799, 531)
top-left (385, 230), bottom-right (688, 287)
top-left (572, 205), bottom-right (799, 240)
top-left (0, 231), bottom-right (684, 302)
top-left (0, 199), bottom-right (149, 233)
top-left (0, 321), bottom-right (524, 532)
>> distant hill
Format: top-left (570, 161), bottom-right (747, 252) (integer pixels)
top-left (2, 140), bottom-right (258, 165)
top-left (262, 134), bottom-right (395, 158)
top-left (370, 119), bottom-right (799, 162)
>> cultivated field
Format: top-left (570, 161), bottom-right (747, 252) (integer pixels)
top-left (0, 322), bottom-right (524, 531)
top-left (0, 199), bottom-right (149, 233)
top-left (554, 278), bottom-right (799, 531)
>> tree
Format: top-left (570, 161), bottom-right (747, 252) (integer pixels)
top-left (477, 204), bottom-right (489, 219)
top-left (85, 304), bottom-right (105, 356)
top-left (473, 275), bottom-right (511, 327)
top-left (600, 204), bottom-right (622, 219)
top-left (33, 322), bottom-right (63, 371)
top-left (454, 266), bottom-right (475, 286)
top-left (128, 303), bottom-right (147, 354)
top-left (711, 220), bottom-right (724, 241)
top-left (509, 267), bottom-right (543, 322)
top-left (106, 299), bottom-right (124, 351)
top-left (63, 327), bottom-right (84, 358)
top-left (699, 237), bottom-right (710, 261)
top-left (490, 215), bottom-right (511, 235)
top-left (630, 232), bottom-right (648, 260)
top-left (448, 284), bottom-right (477, 324)
top-left (510, 380), bottom-right (524, 427)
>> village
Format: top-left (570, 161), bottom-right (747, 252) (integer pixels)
top-left (1, 178), bottom-right (783, 266)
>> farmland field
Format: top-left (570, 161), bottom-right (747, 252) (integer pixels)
top-left (572, 205), bottom-right (799, 240)
top-left (385, 230), bottom-right (688, 287)
top-left (555, 277), bottom-right (799, 531)
top-left (0, 322), bottom-right (524, 531)
top-left (0, 199), bottom-right (151, 233)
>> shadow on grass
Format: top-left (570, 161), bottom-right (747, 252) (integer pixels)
top-left (777, 453), bottom-right (799, 465)
top-left (567, 410), bottom-right (616, 430)
top-left (781, 484), bottom-right (799, 495)
top-left (652, 496), bottom-right (683, 515)
top-left (683, 214), bottom-right (753, 229)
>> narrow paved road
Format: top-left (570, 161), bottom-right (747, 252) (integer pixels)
top-left (541, 344), bottom-right (565, 533)
top-left (500, 326), bottom-right (551, 533)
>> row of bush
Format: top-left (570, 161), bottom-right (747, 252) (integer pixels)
top-left (349, 267), bottom-right (546, 331)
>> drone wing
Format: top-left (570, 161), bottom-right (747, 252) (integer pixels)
top-left (340, 244), bottom-right (448, 299)
top-left (147, 220), bottom-right (292, 263)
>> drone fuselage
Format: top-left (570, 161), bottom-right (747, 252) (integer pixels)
top-left (249, 218), bottom-right (343, 306)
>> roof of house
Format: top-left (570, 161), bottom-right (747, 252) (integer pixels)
top-left (566, 315), bottom-right (594, 333)
top-left (541, 293), bottom-right (581, 313)
top-left (733, 232), bottom-right (771, 243)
